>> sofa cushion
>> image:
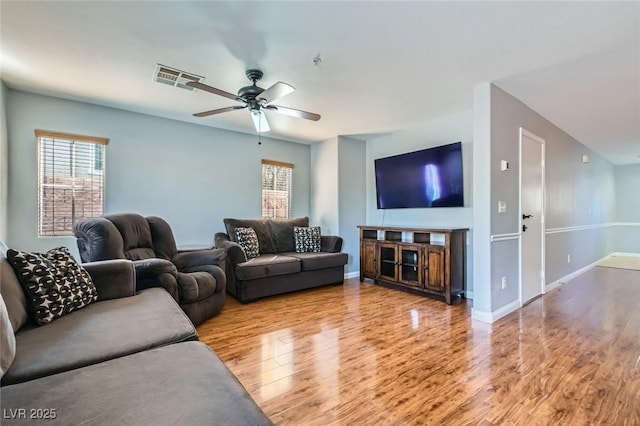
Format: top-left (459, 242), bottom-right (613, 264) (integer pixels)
top-left (294, 226), bottom-right (321, 253)
top-left (0, 342), bottom-right (273, 426)
top-left (235, 227), bottom-right (260, 259)
top-left (224, 218), bottom-right (276, 254)
top-left (0, 255), bottom-right (30, 332)
top-left (284, 252), bottom-right (349, 272)
top-left (1, 288), bottom-right (197, 385)
top-left (235, 255), bottom-right (300, 281)
top-left (177, 271), bottom-right (218, 304)
top-left (268, 217), bottom-right (309, 252)
top-left (0, 295), bottom-right (16, 380)
top-left (7, 247), bottom-right (98, 325)
top-left (105, 213), bottom-right (156, 260)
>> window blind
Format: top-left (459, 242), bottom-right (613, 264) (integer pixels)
top-left (36, 130), bottom-right (107, 236)
top-left (261, 159), bottom-right (293, 220)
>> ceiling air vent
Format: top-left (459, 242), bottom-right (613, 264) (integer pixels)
top-left (153, 64), bottom-right (203, 91)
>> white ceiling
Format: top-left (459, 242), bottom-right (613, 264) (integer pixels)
top-left (1, 1), bottom-right (638, 164)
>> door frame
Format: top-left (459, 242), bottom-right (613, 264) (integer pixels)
top-left (519, 127), bottom-right (546, 305)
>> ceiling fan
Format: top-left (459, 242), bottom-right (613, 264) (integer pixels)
top-left (187, 69), bottom-right (320, 133)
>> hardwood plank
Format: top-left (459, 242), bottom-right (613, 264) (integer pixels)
top-left (197, 267), bottom-right (640, 425)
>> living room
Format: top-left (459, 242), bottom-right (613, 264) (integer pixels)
top-left (1, 1), bottom-right (639, 424)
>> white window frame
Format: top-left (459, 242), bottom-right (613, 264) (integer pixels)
top-left (35, 129), bottom-right (108, 237)
top-left (261, 159), bottom-right (293, 220)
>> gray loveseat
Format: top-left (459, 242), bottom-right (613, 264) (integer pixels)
top-left (0, 245), bottom-right (272, 425)
top-left (215, 217), bottom-right (348, 303)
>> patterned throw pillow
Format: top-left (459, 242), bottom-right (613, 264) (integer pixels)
top-left (6, 247), bottom-right (98, 325)
top-left (294, 226), bottom-right (321, 253)
top-left (235, 227), bottom-right (260, 260)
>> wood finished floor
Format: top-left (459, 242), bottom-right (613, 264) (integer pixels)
top-left (197, 266), bottom-right (640, 425)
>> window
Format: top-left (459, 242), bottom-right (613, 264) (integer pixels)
top-left (36, 129), bottom-right (108, 236)
top-left (262, 159), bottom-right (293, 219)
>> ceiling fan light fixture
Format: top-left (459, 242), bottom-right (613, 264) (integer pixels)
top-left (190, 69), bottom-right (319, 132)
top-left (251, 109), bottom-right (270, 133)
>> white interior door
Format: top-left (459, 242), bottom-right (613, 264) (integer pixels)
top-left (520, 129), bottom-right (545, 305)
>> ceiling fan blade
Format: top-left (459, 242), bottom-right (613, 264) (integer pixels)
top-left (265, 105), bottom-right (321, 121)
top-left (187, 81), bottom-right (243, 102)
top-left (256, 82), bottom-right (294, 104)
top-left (251, 110), bottom-right (270, 133)
top-left (193, 105), bottom-right (246, 118)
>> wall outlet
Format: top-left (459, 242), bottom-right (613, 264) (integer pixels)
top-left (501, 276), bottom-right (507, 290)
top-left (567, 254), bottom-right (571, 263)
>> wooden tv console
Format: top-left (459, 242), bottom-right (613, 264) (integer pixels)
top-left (358, 225), bottom-right (468, 304)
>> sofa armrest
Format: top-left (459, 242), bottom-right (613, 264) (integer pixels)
top-left (133, 258), bottom-right (178, 279)
top-left (217, 240), bottom-right (247, 265)
top-left (214, 232), bottom-right (231, 247)
top-left (83, 259), bottom-right (135, 301)
top-left (321, 235), bottom-right (343, 253)
top-left (132, 259), bottom-right (179, 301)
top-left (173, 249), bottom-right (226, 271)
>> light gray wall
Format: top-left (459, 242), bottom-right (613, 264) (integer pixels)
top-left (310, 136), bottom-right (366, 274)
top-left (310, 137), bottom-right (339, 234)
top-left (6, 89), bottom-right (311, 257)
top-left (614, 164), bottom-right (640, 253)
top-left (472, 83), bottom-right (492, 314)
top-left (0, 82), bottom-right (7, 241)
top-left (338, 136), bottom-right (366, 274)
top-left (489, 84), bottom-right (617, 310)
top-left (366, 110), bottom-right (474, 294)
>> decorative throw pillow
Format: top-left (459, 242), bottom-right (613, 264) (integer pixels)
top-left (235, 227), bottom-right (260, 260)
top-left (294, 226), bottom-right (321, 253)
top-left (6, 247), bottom-right (98, 326)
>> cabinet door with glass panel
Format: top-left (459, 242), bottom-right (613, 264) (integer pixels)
top-left (377, 242), bottom-right (399, 282)
top-left (398, 245), bottom-right (423, 287)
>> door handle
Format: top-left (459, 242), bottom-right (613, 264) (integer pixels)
top-left (522, 224), bottom-right (528, 232)
top-left (522, 214), bottom-right (533, 220)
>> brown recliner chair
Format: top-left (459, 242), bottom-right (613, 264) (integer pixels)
top-left (73, 213), bottom-right (226, 326)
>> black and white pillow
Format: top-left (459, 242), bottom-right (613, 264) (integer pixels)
top-left (294, 226), bottom-right (321, 253)
top-left (235, 227), bottom-right (260, 260)
top-left (6, 247), bottom-right (98, 326)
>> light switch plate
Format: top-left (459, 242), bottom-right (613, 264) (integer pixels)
top-left (498, 201), bottom-right (507, 213)
top-left (500, 160), bottom-right (510, 171)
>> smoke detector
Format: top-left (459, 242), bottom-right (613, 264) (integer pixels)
top-left (154, 64), bottom-right (203, 90)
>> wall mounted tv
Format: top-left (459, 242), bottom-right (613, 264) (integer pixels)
top-left (375, 142), bottom-right (464, 209)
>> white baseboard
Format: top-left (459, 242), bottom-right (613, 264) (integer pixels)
top-left (344, 271), bottom-right (359, 279)
top-left (611, 252), bottom-right (640, 257)
top-left (471, 299), bottom-right (520, 324)
top-left (545, 254), bottom-right (610, 292)
top-left (471, 308), bottom-right (493, 323)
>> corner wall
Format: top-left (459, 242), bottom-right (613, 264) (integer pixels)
top-left (310, 137), bottom-right (339, 234)
top-left (338, 136), bottom-right (366, 274)
top-left (6, 89), bottom-right (311, 257)
top-left (311, 136), bottom-right (366, 275)
top-left (615, 164), bottom-right (640, 253)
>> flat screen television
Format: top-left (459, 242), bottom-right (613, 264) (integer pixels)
top-left (375, 142), bottom-right (464, 209)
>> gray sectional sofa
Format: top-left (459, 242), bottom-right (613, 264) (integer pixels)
top-left (0, 246), bottom-right (272, 425)
top-left (215, 217), bottom-right (348, 303)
